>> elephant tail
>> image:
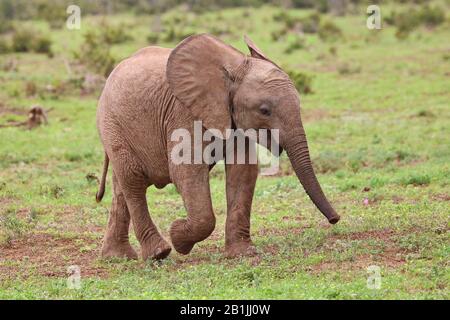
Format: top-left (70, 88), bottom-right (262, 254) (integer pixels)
top-left (96, 152), bottom-right (109, 203)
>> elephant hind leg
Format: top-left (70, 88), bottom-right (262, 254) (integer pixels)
top-left (123, 188), bottom-right (172, 261)
top-left (107, 146), bottom-right (171, 261)
top-left (101, 171), bottom-right (138, 260)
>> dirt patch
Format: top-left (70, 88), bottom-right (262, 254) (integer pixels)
top-left (0, 104), bottom-right (26, 116)
top-left (256, 225), bottom-right (305, 237)
top-left (310, 228), bottom-right (410, 273)
top-left (329, 228), bottom-right (395, 241)
top-left (430, 193), bottom-right (450, 202)
top-left (309, 252), bottom-right (406, 273)
top-left (0, 233), bottom-right (107, 280)
top-left (301, 108), bottom-right (330, 123)
top-left (0, 196), bottom-right (16, 212)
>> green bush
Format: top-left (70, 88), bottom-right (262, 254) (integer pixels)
top-left (394, 10), bottom-right (421, 39)
top-left (0, 19), bottom-right (13, 34)
top-left (300, 12), bottom-right (321, 33)
top-left (36, 1), bottom-right (66, 29)
top-left (318, 20), bottom-right (342, 41)
top-left (284, 36), bottom-right (306, 54)
top-left (313, 151), bottom-right (344, 173)
top-left (163, 27), bottom-right (193, 43)
top-left (10, 27), bottom-right (52, 54)
top-left (286, 69), bottom-right (314, 94)
top-left (147, 33), bottom-right (159, 44)
top-left (418, 5), bottom-right (445, 27)
top-left (74, 30), bottom-right (116, 77)
top-left (11, 28), bottom-right (34, 52)
top-left (273, 11), bottom-right (322, 34)
top-left (391, 6), bottom-right (445, 39)
top-left (337, 62), bottom-right (361, 75)
top-left (101, 22), bottom-right (133, 44)
top-left (0, 37), bottom-right (10, 54)
top-left (33, 36), bottom-right (52, 55)
top-left (400, 174), bottom-right (431, 186)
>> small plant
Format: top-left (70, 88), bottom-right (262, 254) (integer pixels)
top-left (0, 19), bottom-right (13, 34)
top-left (11, 27), bottom-right (52, 54)
top-left (394, 10), bottom-right (421, 39)
top-left (286, 69), bottom-right (314, 94)
top-left (300, 12), bottom-right (321, 34)
top-left (36, 1), bottom-right (66, 29)
top-left (391, 6), bottom-right (445, 40)
top-left (101, 22), bottom-right (133, 44)
top-left (313, 151), bottom-right (344, 173)
top-left (11, 28), bottom-right (34, 52)
top-left (0, 37), bottom-right (10, 54)
top-left (25, 81), bottom-right (37, 97)
top-left (74, 30), bottom-right (116, 77)
top-left (337, 62), bottom-right (361, 75)
top-left (401, 174), bottom-right (431, 186)
top-left (418, 5), bottom-right (445, 27)
top-left (33, 36), bottom-right (52, 56)
top-left (329, 46), bottom-right (337, 56)
top-left (0, 210), bottom-right (30, 245)
top-left (284, 36), bottom-right (306, 54)
top-left (318, 20), bottom-right (342, 41)
top-left (147, 33), bottom-right (159, 44)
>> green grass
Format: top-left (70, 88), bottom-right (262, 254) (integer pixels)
top-left (0, 3), bottom-right (449, 299)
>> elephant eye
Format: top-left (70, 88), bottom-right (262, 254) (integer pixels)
top-left (259, 104), bottom-right (271, 116)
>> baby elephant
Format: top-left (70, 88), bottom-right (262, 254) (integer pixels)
top-left (96, 34), bottom-right (340, 261)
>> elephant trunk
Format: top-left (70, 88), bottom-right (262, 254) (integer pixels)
top-left (284, 128), bottom-right (340, 224)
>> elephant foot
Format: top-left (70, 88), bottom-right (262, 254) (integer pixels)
top-left (141, 236), bottom-right (172, 261)
top-left (101, 239), bottom-right (138, 260)
top-left (169, 219), bottom-right (196, 255)
top-left (225, 241), bottom-right (257, 258)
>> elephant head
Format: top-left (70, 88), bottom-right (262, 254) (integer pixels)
top-left (167, 34), bottom-right (340, 224)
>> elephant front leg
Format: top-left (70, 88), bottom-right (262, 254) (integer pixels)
top-left (101, 172), bottom-right (138, 260)
top-left (224, 143), bottom-right (259, 258)
top-left (170, 165), bottom-right (216, 255)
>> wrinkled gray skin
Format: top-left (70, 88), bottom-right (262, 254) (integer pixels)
top-left (96, 34), bottom-right (340, 261)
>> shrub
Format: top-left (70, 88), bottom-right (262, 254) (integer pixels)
top-left (0, 210), bottom-right (30, 245)
top-left (0, 37), bottom-right (10, 54)
top-left (337, 62), bottom-right (361, 75)
top-left (0, 19), bottom-right (13, 34)
top-left (10, 27), bottom-right (52, 54)
top-left (36, 1), bottom-right (66, 29)
top-left (313, 151), bottom-right (344, 173)
top-left (284, 36), bottom-right (306, 54)
top-left (401, 174), bottom-right (431, 186)
top-left (418, 5), bottom-right (445, 27)
top-left (394, 10), bottom-right (421, 39)
top-left (101, 23), bottom-right (133, 44)
top-left (271, 29), bottom-right (285, 42)
top-left (286, 69), bottom-right (314, 94)
top-left (33, 36), bottom-right (52, 55)
top-left (11, 28), bottom-right (34, 52)
top-left (74, 30), bottom-right (116, 77)
top-left (391, 6), bottom-right (445, 39)
top-left (318, 20), bottom-right (342, 41)
top-left (25, 81), bottom-right (37, 97)
top-left (300, 12), bottom-right (321, 33)
top-left (273, 11), bottom-right (322, 34)
top-left (162, 27), bottom-right (193, 43)
top-left (147, 33), bottom-right (159, 44)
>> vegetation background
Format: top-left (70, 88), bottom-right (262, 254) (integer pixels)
top-left (0, 0), bottom-right (449, 299)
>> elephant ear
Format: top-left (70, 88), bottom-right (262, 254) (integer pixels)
top-left (244, 35), bottom-right (280, 68)
top-left (167, 34), bottom-right (245, 137)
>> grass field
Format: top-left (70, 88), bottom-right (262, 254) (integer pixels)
top-left (0, 3), bottom-right (449, 299)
